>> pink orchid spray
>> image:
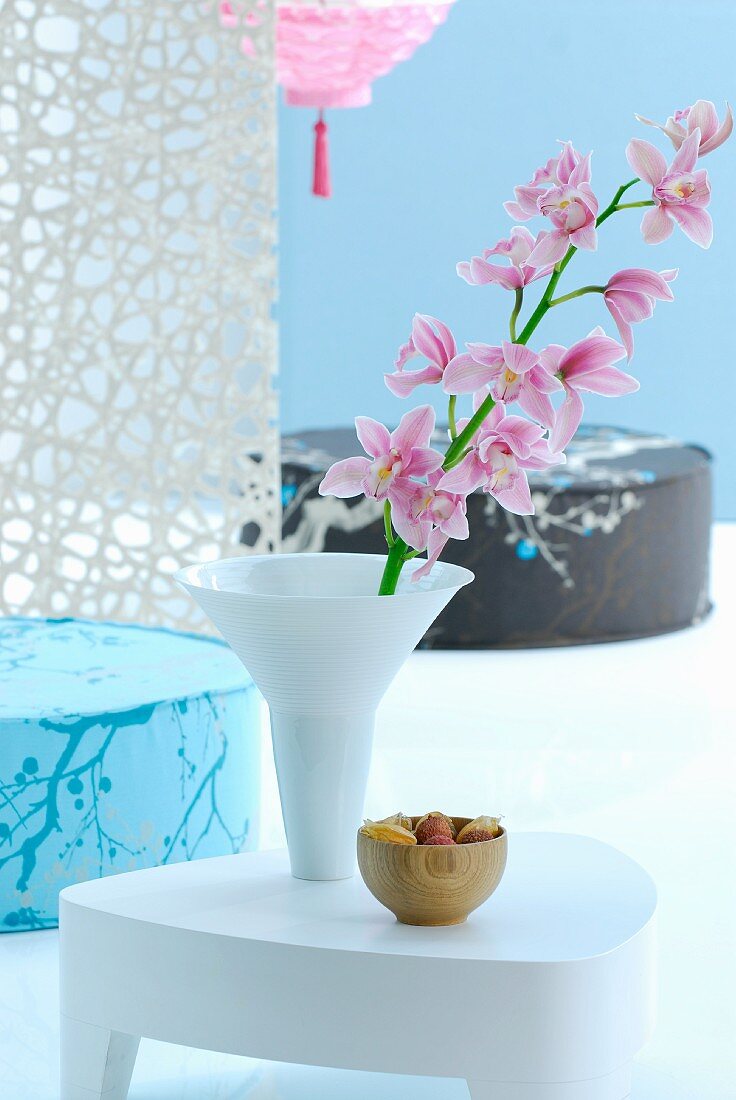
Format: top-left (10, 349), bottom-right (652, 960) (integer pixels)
top-left (319, 102), bottom-right (731, 596)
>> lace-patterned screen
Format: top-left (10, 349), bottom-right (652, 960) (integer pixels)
top-left (0, 0), bottom-right (278, 630)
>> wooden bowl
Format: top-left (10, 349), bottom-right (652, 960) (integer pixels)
top-left (357, 817), bottom-right (507, 926)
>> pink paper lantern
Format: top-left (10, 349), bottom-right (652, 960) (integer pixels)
top-left (220, 0), bottom-right (457, 197)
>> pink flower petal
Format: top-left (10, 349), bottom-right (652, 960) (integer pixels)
top-left (568, 152), bottom-right (592, 187)
top-left (511, 185), bottom-right (544, 216)
top-left (635, 113), bottom-right (687, 150)
top-left (411, 314), bottom-right (447, 365)
top-left (466, 342), bottom-right (505, 367)
top-left (393, 405), bottom-right (435, 452)
top-left (503, 200), bottom-right (533, 221)
top-left (526, 229), bottom-right (570, 267)
top-left (668, 205), bottom-right (713, 248)
top-left (488, 225), bottom-right (536, 262)
top-left (699, 101), bottom-right (733, 155)
top-left (608, 267), bottom-right (675, 300)
top-left (432, 317), bottom-right (458, 363)
top-left (458, 257), bottom-right (521, 290)
top-left (576, 365), bottom-right (639, 397)
top-left (670, 128), bottom-right (701, 174)
top-left (384, 364), bottom-right (443, 398)
top-left (539, 344), bottom-right (566, 374)
top-left (354, 416), bottom-right (390, 459)
top-left (442, 353), bottom-right (495, 395)
top-left (626, 139), bottom-right (667, 187)
top-left (556, 141), bottom-right (579, 184)
top-left (687, 100), bottom-right (719, 144)
top-left (569, 221), bottom-right (598, 251)
top-left (318, 457), bottom-right (370, 499)
top-left (522, 440), bottom-right (566, 470)
top-left (391, 505), bottom-right (431, 552)
top-left (491, 469), bottom-right (534, 515)
top-left (550, 389), bottom-right (585, 452)
top-left (394, 336), bottom-right (416, 370)
top-left (403, 446), bottom-right (444, 479)
top-left (641, 204), bottom-right (674, 245)
top-left (517, 382), bottom-right (556, 427)
top-left (438, 453), bottom-right (487, 495)
top-left (412, 528), bottom-right (450, 582)
top-left (605, 298), bottom-right (635, 361)
top-left (559, 333), bottom-right (626, 381)
top-left (502, 340), bottom-right (539, 376)
top-left (528, 363), bottom-right (563, 394)
top-left (439, 500), bottom-right (469, 540)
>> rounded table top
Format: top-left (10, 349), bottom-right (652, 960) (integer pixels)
top-left (0, 616), bottom-right (251, 721)
top-left (62, 832), bottom-right (656, 963)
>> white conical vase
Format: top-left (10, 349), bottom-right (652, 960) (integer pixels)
top-left (176, 553), bottom-right (473, 880)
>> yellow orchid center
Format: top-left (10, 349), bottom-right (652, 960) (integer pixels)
top-left (377, 448), bottom-right (401, 481)
top-left (504, 367), bottom-right (518, 386)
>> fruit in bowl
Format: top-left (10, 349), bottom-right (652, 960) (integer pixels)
top-left (357, 812), bottom-right (507, 926)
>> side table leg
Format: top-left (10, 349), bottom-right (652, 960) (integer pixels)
top-left (466, 1063), bottom-right (632, 1100)
top-left (60, 1015), bottom-right (139, 1100)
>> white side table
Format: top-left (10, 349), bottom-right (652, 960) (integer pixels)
top-left (59, 833), bottom-right (656, 1100)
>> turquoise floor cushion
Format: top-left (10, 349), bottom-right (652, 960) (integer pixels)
top-left (0, 617), bottom-right (260, 931)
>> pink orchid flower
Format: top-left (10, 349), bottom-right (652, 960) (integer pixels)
top-left (456, 226), bottom-right (554, 290)
top-left (636, 100), bottom-right (733, 158)
top-left (503, 141), bottom-right (586, 221)
top-left (318, 406), bottom-right (442, 503)
top-left (626, 130), bottom-right (712, 248)
top-left (443, 339), bottom-right (557, 428)
top-left (604, 268), bottom-right (677, 359)
top-left (438, 404), bottom-right (564, 516)
top-left (385, 314), bottom-right (475, 399)
top-left (539, 329), bottom-right (637, 453)
top-left (526, 156), bottom-right (599, 266)
top-left (391, 467), bottom-right (469, 559)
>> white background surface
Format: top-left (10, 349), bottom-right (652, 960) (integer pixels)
top-left (1, 524), bottom-right (734, 1099)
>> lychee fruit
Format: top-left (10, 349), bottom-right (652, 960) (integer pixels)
top-left (423, 834), bottom-right (455, 846)
top-left (456, 816), bottom-right (502, 844)
top-left (414, 812), bottom-right (454, 844)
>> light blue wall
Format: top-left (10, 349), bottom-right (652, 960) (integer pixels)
top-left (278, 0), bottom-right (736, 518)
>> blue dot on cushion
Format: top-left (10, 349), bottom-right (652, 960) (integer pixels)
top-left (516, 539), bottom-right (538, 561)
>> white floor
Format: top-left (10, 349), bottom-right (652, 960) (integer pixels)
top-left (2, 525), bottom-right (734, 1100)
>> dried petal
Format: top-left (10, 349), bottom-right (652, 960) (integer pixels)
top-left (361, 821), bottom-right (417, 845)
top-left (379, 811), bottom-right (414, 833)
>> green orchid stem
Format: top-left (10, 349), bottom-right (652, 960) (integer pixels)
top-left (549, 285), bottom-right (606, 307)
top-left (614, 200), bottom-right (655, 210)
top-left (383, 500), bottom-right (395, 548)
top-left (510, 287), bottom-right (523, 340)
top-left (596, 178), bottom-right (640, 227)
top-left (377, 175), bottom-right (646, 596)
top-left (448, 395), bottom-right (458, 440)
top-left (378, 538), bottom-right (409, 595)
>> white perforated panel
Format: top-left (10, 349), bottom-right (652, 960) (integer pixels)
top-left (0, 0), bottom-right (278, 628)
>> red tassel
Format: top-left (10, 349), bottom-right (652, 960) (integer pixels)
top-left (312, 110), bottom-right (331, 199)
